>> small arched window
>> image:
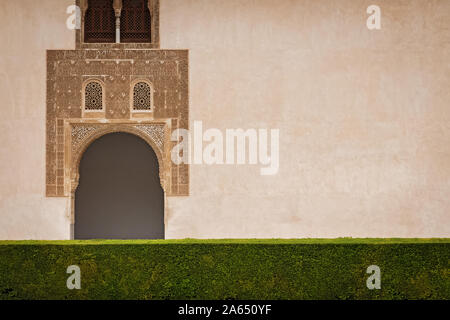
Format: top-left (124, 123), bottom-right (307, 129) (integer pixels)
top-left (84, 81), bottom-right (104, 111)
top-left (84, 0), bottom-right (115, 43)
top-left (132, 81), bottom-right (153, 111)
top-left (121, 0), bottom-right (151, 43)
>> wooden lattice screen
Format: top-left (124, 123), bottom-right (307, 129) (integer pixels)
top-left (84, 0), bottom-right (116, 43)
top-left (120, 0), bottom-right (152, 43)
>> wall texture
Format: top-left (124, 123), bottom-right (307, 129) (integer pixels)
top-left (0, 0), bottom-right (449, 239)
top-left (0, 0), bottom-right (74, 239)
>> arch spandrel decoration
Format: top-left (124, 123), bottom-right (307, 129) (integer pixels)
top-left (69, 122), bottom-right (170, 195)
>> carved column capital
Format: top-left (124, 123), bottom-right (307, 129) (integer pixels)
top-left (70, 174), bottom-right (80, 194)
top-left (113, 0), bottom-right (123, 17)
top-left (80, 0), bottom-right (89, 12)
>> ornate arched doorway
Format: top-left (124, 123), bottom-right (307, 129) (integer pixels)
top-left (74, 132), bottom-right (164, 239)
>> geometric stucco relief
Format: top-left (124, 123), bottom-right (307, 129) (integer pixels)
top-left (46, 49), bottom-right (189, 198)
top-left (71, 123), bottom-right (165, 157)
top-left (69, 122), bottom-right (169, 194)
top-left (46, 0), bottom-right (188, 200)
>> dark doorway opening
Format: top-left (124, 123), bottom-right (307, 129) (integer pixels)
top-left (75, 132), bottom-right (164, 239)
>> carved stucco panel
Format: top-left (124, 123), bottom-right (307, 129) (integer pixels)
top-left (69, 123), bottom-right (169, 194)
top-left (46, 49), bottom-right (189, 197)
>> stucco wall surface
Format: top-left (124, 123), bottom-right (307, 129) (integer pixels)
top-left (0, 0), bottom-right (449, 239)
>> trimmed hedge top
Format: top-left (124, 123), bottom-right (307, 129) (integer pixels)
top-left (1, 238), bottom-right (449, 245)
top-left (0, 239), bottom-right (448, 300)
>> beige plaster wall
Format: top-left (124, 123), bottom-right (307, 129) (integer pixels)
top-left (0, 0), bottom-right (74, 239)
top-left (0, 0), bottom-right (449, 239)
top-left (162, 0), bottom-right (450, 238)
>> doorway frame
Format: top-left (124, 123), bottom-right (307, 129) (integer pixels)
top-left (63, 119), bottom-right (171, 239)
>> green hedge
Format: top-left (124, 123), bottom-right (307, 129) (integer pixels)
top-left (0, 239), bottom-right (448, 300)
